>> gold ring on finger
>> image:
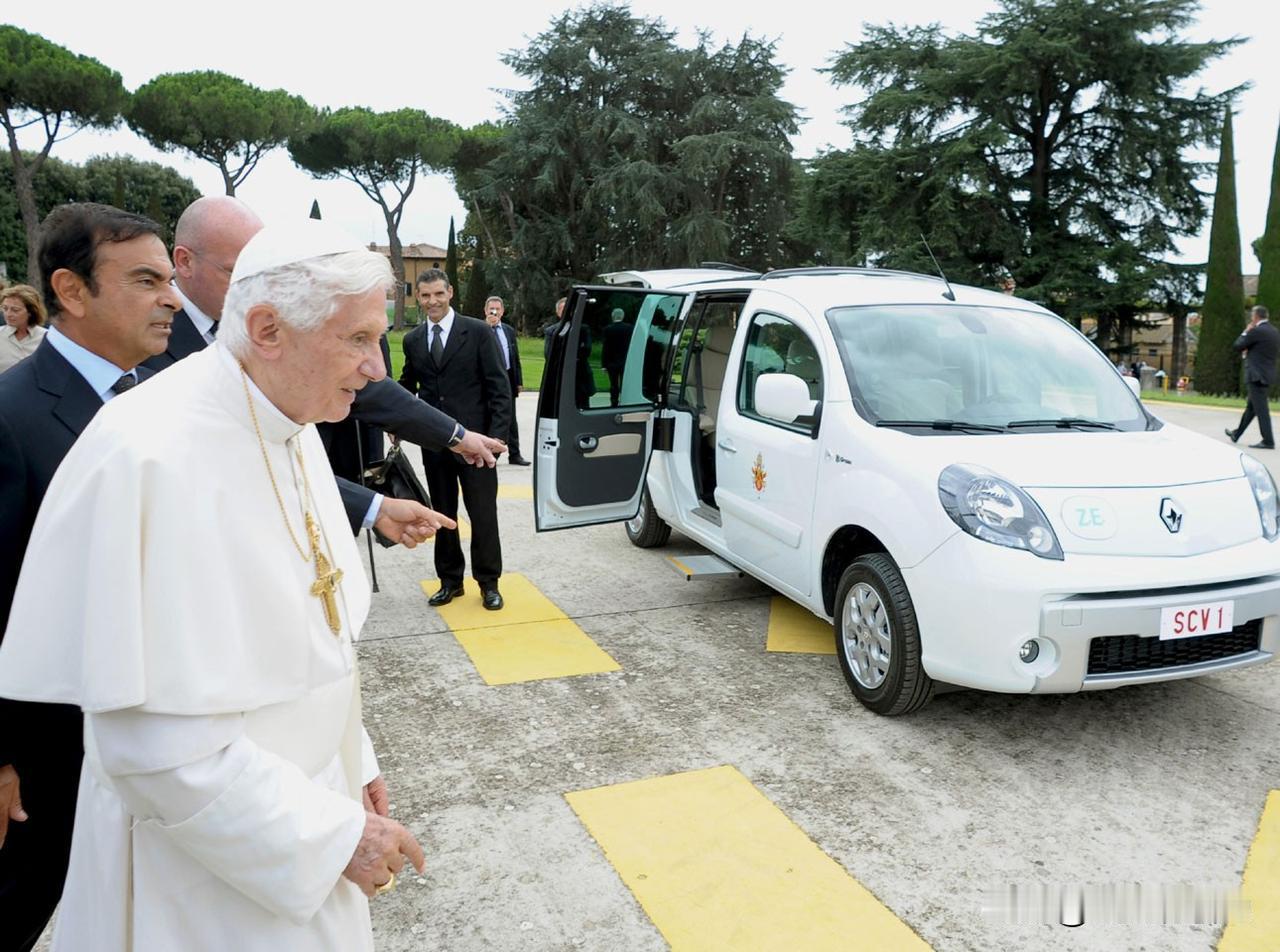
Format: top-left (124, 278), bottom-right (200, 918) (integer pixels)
top-left (375, 872), bottom-right (396, 895)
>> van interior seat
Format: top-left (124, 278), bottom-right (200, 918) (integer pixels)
top-left (784, 338), bottom-right (821, 400)
top-left (698, 325), bottom-right (735, 432)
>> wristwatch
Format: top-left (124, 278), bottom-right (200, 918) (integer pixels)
top-left (447, 423), bottom-right (466, 448)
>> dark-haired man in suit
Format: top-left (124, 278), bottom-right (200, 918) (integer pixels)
top-left (484, 295), bottom-right (529, 465)
top-left (0, 203), bottom-right (180, 951)
top-left (1225, 305), bottom-right (1280, 450)
top-left (401, 270), bottom-right (511, 610)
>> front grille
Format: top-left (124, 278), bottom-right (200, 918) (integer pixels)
top-left (1086, 619), bottom-right (1263, 676)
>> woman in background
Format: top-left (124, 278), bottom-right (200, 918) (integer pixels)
top-left (0, 284), bottom-right (47, 374)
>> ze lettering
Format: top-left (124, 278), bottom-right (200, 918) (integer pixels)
top-left (1076, 508), bottom-right (1105, 528)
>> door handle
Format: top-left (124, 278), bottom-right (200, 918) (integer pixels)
top-left (577, 434), bottom-right (599, 453)
top-left (717, 439), bottom-right (738, 454)
top-left (614, 411), bottom-right (650, 424)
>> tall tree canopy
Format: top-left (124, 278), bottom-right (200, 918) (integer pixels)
top-left (1256, 115), bottom-right (1280, 319)
top-left (2, 153), bottom-right (199, 281)
top-left (463, 4), bottom-right (798, 320)
top-left (0, 26), bottom-right (128, 282)
top-left (1194, 109), bottom-right (1245, 395)
top-left (801, 0), bottom-right (1241, 326)
top-left (129, 71), bottom-right (312, 196)
top-left (290, 107), bottom-right (459, 327)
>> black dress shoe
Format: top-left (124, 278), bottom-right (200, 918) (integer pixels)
top-left (481, 586), bottom-right (504, 610)
top-left (1224, 428), bottom-right (1240, 443)
top-left (1248, 441), bottom-right (1275, 450)
top-left (427, 583), bottom-right (465, 607)
top-left (509, 456), bottom-right (532, 466)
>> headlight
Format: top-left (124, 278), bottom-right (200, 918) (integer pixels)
top-left (1241, 454), bottom-right (1280, 541)
top-left (938, 464), bottom-right (1064, 560)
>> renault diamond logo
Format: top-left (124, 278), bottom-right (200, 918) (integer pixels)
top-left (1159, 497), bottom-right (1183, 534)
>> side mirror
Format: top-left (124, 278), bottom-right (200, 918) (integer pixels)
top-left (1124, 376), bottom-right (1141, 398)
top-left (756, 373), bottom-right (817, 425)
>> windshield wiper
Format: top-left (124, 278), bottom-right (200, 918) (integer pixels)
top-left (876, 419), bottom-right (1006, 433)
top-left (1006, 417), bottom-right (1118, 430)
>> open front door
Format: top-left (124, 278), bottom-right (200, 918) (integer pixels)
top-left (534, 286), bottom-right (688, 531)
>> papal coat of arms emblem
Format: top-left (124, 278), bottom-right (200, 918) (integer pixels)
top-left (751, 453), bottom-right (767, 493)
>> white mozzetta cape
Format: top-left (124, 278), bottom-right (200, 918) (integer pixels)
top-left (0, 345), bottom-right (379, 951)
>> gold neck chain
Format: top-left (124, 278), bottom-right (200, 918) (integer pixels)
top-left (239, 363), bottom-right (312, 562)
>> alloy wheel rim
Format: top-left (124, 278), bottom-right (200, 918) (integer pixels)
top-left (842, 582), bottom-right (891, 689)
top-left (626, 502), bottom-right (645, 536)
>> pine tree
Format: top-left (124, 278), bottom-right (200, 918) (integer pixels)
top-left (309, 199), bottom-right (322, 219)
top-left (445, 216), bottom-right (460, 301)
top-left (1194, 109), bottom-right (1245, 395)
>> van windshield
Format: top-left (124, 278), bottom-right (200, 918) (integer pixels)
top-left (826, 304), bottom-right (1154, 433)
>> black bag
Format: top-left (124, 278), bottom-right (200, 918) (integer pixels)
top-left (363, 444), bottom-right (432, 548)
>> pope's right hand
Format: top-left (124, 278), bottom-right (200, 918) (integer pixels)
top-left (0, 764), bottom-right (27, 849)
top-left (343, 812), bottom-right (425, 897)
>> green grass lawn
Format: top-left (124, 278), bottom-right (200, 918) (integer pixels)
top-left (386, 327), bottom-right (546, 390)
top-left (1141, 390), bottom-right (1269, 411)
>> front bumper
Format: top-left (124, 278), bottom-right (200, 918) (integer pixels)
top-left (903, 532), bottom-right (1280, 694)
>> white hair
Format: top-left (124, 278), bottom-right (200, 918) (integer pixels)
top-left (219, 249), bottom-right (393, 357)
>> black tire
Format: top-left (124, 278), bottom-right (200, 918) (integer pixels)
top-left (624, 485), bottom-right (671, 548)
top-left (834, 553), bottom-right (934, 716)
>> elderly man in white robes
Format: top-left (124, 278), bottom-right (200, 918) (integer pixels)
top-left (0, 221), bottom-right (438, 951)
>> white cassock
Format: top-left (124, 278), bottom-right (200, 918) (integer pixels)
top-left (0, 344), bottom-right (378, 951)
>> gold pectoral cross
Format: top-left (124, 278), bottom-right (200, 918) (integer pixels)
top-left (306, 513), bottom-right (344, 635)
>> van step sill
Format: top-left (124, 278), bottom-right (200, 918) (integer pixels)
top-left (666, 554), bottom-right (743, 581)
top-left (690, 505), bottom-right (721, 526)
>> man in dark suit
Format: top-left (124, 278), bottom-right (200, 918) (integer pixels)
top-left (147, 196), bottom-right (505, 536)
top-left (484, 295), bottom-right (529, 465)
top-left (601, 306), bottom-right (634, 407)
top-left (0, 203), bottom-right (180, 952)
top-left (1225, 305), bottom-right (1280, 450)
top-left (401, 269), bottom-right (511, 610)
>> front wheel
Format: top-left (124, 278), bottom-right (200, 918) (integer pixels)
top-left (834, 553), bottom-right (933, 716)
top-left (625, 486), bottom-right (671, 548)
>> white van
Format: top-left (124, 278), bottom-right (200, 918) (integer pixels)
top-left (533, 268), bottom-right (1280, 714)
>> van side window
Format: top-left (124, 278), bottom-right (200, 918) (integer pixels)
top-left (570, 292), bottom-right (683, 409)
top-left (738, 313), bottom-right (823, 433)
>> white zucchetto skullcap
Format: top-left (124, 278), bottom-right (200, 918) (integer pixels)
top-left (231, 219), bottom-right (366, 284)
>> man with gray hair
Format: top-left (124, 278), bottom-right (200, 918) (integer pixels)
top-left (0, 220), bottom-right (435, 950)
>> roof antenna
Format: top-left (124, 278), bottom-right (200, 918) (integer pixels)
top-left (919, 234), bottom-right (956, 301)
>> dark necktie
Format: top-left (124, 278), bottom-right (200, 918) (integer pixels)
top-left (494, 326), bottom-right (508, 370)
top-left (208, 320), bottom-right (219, 339)
top-left (111, 373), bottom-right (137, 395)
top-left (431, 324), bottom-right (444, 366)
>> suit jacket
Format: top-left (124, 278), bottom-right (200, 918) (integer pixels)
top-left (0, 340), bottom-right (153, 764)
top-left (400, 314), bottom-right (511, 438)
top-left (140, 308), bottom-right (206, 372)
top-left (1234, 320), bottom-right (1280, 386)
top-left (494, 322), bottom-right (523, 391)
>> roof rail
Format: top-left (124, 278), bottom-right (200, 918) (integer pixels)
top-left (759, 265), bottom-right (941, 283)
top-left (697, 261), bottom-right (758, 273)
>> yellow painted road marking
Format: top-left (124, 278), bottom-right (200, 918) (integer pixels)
top-left (1219, 790), bottom-right (1280, 950)
top-left (766, 596), bottom-right (835, 655)
top-left (422, 573), bottom-right (620, 685)
top-left (566, 765), bottom-right (932, 951)
top-left (426, 515), bottom-right (470, 542)
top-left (497, 484), bottom-right (533, 500)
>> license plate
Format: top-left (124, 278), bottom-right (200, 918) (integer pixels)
top-left (1159, 601), bottom-right (1235, 640)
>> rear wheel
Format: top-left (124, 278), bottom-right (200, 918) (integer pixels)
top-left (834, 553), bottom-right (933, 716)
top-left (625, 486), bottom-right (671, 548)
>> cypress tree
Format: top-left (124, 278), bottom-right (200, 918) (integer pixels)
top-left (1257, 115), bottom-right (1280, 316)
top-left (309, 199), bottom-right (322, 219)
top-left (462, 234), bottom-right (491, 320)
top-left (1194, 109), bottom-right (1245, 395)
top-left (445, 216), bottom-right (460, 301)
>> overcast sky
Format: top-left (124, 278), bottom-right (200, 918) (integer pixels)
top-left (7, 0), bottom-right (1277, 274)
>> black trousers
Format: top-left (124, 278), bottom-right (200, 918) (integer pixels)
top-left (505, 374), bottom-right (522, 460)
top-left (1234, 381), bottom-right (1275, 446)
top-left (0, 702), bottom-right (83, 952)
top-left (422, 448), bottom-right (502, 586)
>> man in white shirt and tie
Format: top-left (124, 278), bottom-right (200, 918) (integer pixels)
top-left (484, 295), bottom-right (529, 465)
